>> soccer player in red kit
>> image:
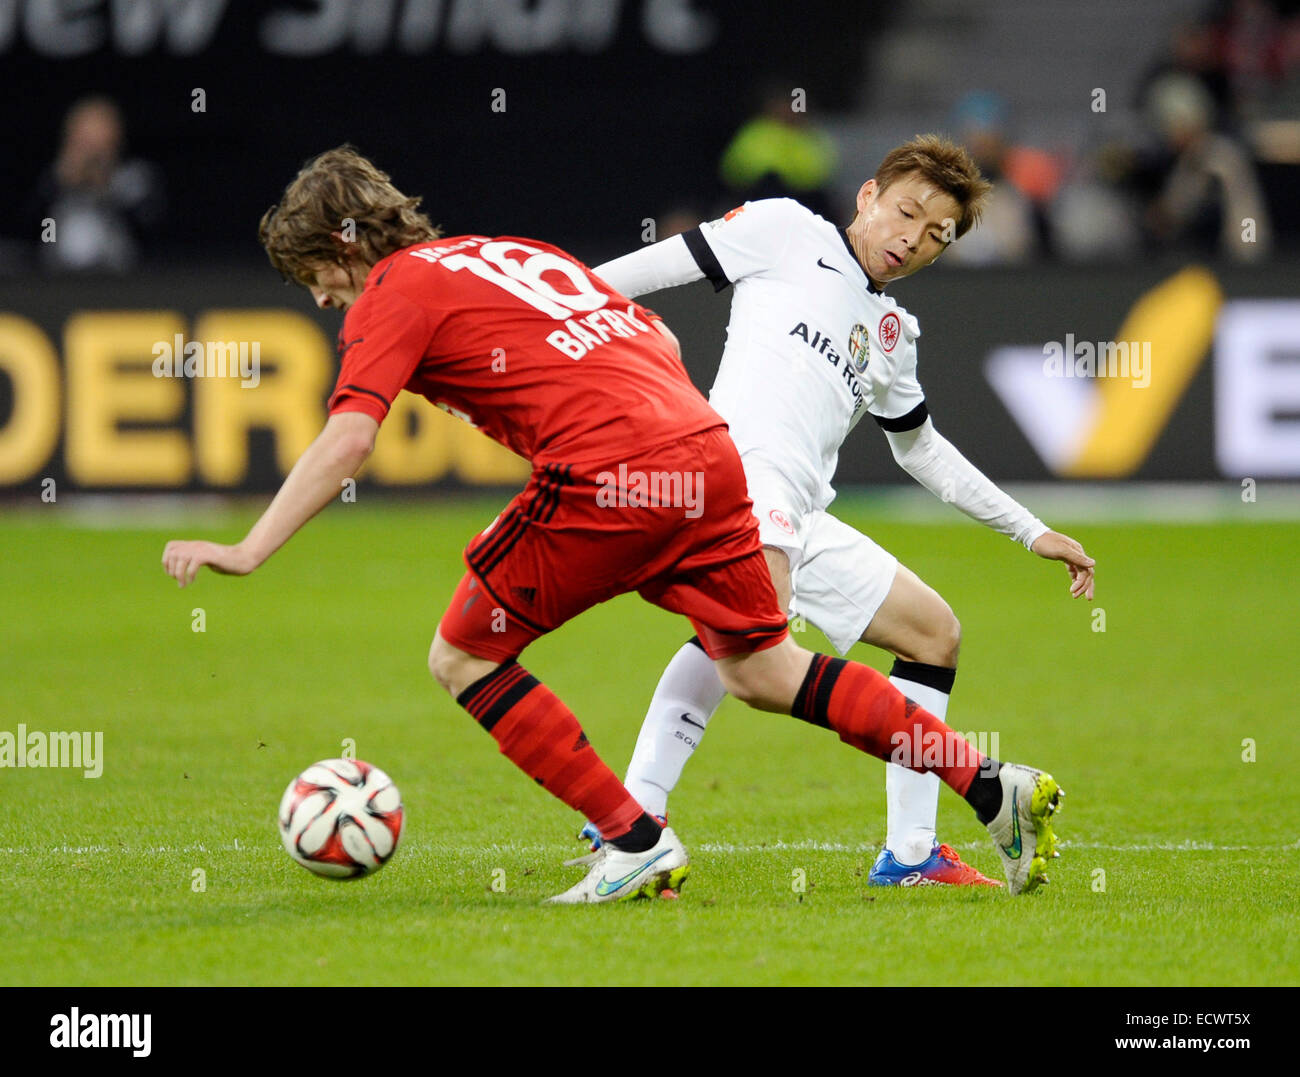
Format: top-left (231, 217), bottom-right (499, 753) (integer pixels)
top-left (162, 147), bottom-right (1063, 900)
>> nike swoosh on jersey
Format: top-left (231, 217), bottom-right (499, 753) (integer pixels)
top-left (816, 257), bottom-right (843, 276)
top-left (679, 713), bottom-right (706, 730)
top-left (595, 849), bottom-right (671, 896)
top-left (339, 337), bottom-right (364, 358)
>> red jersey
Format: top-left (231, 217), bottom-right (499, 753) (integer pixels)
top-left (327, 235), bottom-right (723, 466)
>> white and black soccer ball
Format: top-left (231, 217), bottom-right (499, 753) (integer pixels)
top-left (278, 759), bottom-right (404, 878)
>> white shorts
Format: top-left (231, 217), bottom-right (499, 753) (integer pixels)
top-left (745, 462), bottom-right (899, 656)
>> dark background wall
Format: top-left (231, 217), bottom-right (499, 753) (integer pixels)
top-left (0, 0), bottom-right (878, 266)
top-left (3, 1), bottom-right (1297, 492)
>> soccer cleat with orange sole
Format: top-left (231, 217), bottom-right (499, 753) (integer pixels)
top-left (868, 842), bottom-right (1003, 887)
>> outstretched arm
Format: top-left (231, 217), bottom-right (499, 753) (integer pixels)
top-left (885, 418), bottom-right (1095, 599)
top-left (595, 199), bottom-right (804, 299)
top-left (162, 410), bottom-right (379, 587)
top-left (593, 233), bottom-right (705, 298)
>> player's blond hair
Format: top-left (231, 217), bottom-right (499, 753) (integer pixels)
top-left (874, 134), bottom-right (992, 238)
top-left (258, 145), bottom-right (442, 282)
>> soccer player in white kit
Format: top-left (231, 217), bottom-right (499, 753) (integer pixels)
top-left (582, 134), bottom-right (1095, 886)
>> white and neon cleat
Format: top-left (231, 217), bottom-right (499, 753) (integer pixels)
top-left (564, 814), bottom-right (666, 869)
top-left (562, 847), bottom-right (603, 869)
top-left (985, 763), bottom-right (1064, 895)
top-left (548, 825), bottom-right (689, 904)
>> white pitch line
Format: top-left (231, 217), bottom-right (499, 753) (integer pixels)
top-left (2, 839), bottom-right (1297, 856)
top-left (699, 839), bottom-right (1300, 854)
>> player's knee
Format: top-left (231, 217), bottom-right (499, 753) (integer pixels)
top-left (716, 647), bottom-right (803, 713)
top-left (718, 667), bottom-right (773, 710)
top-left (903, 600), bottom-right (960, 666)
top-left (429, 634), bottom-right (504, 699)
top-left (935, 607), bottom-right (961, 666)
top-left (427, 636), bottom-right (463, 696)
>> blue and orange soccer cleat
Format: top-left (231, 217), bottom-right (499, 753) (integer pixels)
top-left (868, 842), bottom-right (1002, 887)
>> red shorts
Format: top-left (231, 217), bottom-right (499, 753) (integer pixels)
top-left (437, 425), bottom-right (790, 663)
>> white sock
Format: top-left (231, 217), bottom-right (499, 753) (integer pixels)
top-left (885, 671), bottom-right (953, 866)
top-left (624, 641), bottom-right (728, 818)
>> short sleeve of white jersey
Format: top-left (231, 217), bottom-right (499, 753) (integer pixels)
top-left (866, 307), bottom-right (928, 432)
top-left (685, 198), bottom-right (808, 291)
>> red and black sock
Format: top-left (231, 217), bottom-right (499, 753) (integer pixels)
top-left (791, 654), bottom-right (985, 797)
top-left (457, 661), bottom-right (653, 845)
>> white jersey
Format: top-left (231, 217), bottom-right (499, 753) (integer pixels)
top-left (593, 196), bottom-right (1047, 559)
top-left (683, 199), bottom-right (925, 513)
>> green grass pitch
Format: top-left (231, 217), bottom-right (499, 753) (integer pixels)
top-left (1, 496), bottom-right (1295, 985)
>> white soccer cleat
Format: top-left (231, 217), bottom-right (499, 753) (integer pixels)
top-left (984, 762), bottom-right (1064, 895)
top-left (547, 825), bottom-right (690, 904)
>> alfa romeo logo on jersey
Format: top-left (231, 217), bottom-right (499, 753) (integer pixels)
top-left (879, 312), bottom-right (901, 353)
top-left (849, 323), bottom-right (871, 373)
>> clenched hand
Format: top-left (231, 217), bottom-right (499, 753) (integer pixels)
top-left (1031, 530), bottom-right (1095, 600)
top-left (162, 541), bottom-right (256, 588)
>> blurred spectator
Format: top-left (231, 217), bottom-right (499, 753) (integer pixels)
top-left (941, 92), bottom-right (1064, 265)
top-left (717, 82), bottom-right (839, 220)
top-left (1142, 2), bottom-right (1300, 127)
top-left (24, 96), bottom-right (164, 273)
top-left (1214, 0), bottom-right (1300, 121)
top-left (654, 205), bottom-right (711, 242)
top-left (1136, 72), bottom-right (1272, 261)
top-left (1049, 149), bottom-right (1144, 263)
top-left (1139, 17), bottom-right (1236, 131)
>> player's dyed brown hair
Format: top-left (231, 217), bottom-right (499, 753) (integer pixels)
top-left (258, 145), bottom-right (442, 282)
top-left (874, 134), bottom-right (992, 238)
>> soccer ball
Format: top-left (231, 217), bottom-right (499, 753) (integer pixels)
top-left (278, 758), bottom-right (404, 878)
